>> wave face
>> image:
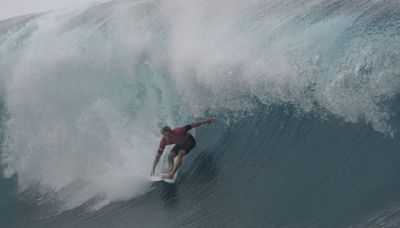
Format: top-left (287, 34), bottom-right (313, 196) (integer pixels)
top-left (1, 0), bottom-right (400, 227)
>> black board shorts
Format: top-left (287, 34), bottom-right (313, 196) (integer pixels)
top-left (171, 134), bottom-right (196, 155)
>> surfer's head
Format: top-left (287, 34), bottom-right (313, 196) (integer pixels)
top-left (161, 126), bottom-right (172, 139)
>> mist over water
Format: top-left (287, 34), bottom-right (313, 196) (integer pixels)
top-left (0, 0), bottom-right (400, 227)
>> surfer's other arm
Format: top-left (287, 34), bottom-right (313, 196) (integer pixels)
top-left (190, 117), bottom-right (216, 128)
top-left (151, 152), bottom-right (161, 176)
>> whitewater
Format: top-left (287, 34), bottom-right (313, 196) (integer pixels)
top-left (0, 0), bottom-right (400, 227)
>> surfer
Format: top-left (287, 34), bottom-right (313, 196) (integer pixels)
top-left (151, 118), bottom-right (216, 180)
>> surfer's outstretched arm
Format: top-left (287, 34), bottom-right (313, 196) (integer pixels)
top-left (190, 117), bottom-right (216, 128)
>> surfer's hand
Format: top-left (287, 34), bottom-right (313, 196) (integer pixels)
top-left (206, 118), bottom-right (216, 124)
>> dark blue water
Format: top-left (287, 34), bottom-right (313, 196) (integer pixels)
top-left (1, 0), bottom-right (400, 227)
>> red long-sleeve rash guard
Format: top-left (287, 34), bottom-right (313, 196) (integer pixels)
top-left (158, 125), bottom-right (192, 154)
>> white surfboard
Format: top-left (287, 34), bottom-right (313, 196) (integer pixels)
top-left (150, 175), bottom-right (163, 182)
top-left (150, 146), bottom-right (179, 184)
top-left (150, 171), bottom-right (178, 184)
top-left (163, 170), bottom-right (179, 183)
top-left (162, 178), bottom-right (175, 184)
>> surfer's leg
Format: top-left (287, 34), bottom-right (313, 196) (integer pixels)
top-left (164, 149), bottom-right (186, 179)
top-left (168, 150), bottom-right (178, 171)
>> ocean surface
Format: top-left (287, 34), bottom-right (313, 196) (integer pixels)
top-left (1, 0), bottom-right (400, 227)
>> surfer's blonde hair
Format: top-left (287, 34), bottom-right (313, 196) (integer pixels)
top-left (160, 126), bottom-right (172, 134)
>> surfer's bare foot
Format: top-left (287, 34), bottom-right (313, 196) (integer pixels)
top-left (163, 173), bottom-right (173, 180)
